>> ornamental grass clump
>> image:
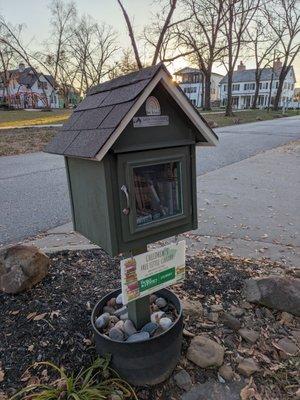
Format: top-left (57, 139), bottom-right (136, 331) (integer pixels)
top-left (10, 357), bottom-right (137, 400)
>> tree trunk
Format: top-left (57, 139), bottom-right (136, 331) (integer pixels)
top-left (251, 74), bottom-right (260, 109)
top-left (273, 70), bottom-right (286, 110)
top-left (203, 71), bottom-right (212, 111)
top-left (225, 72), bottom-right (234, 117)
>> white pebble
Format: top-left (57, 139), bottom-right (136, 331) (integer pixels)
top-left (159, 317), bottom-right (173, 331)
top-left (116, 293), bottom-right (123, 305)
top-left (151, 311), bottom-right (165, 324)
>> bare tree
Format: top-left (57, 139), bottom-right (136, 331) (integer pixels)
top-left (0, 18), bottom-right (50, 107)
top-left (70, 16), bottom-right (118, 95)
top-left (175, 0), bottom-right (226, 110)
top-left (265, 0), bottom-right (300, 110)
top-left (117, 0), bottom-right (190, 67)
top-left (247, 19), bottom-right (279, 108)
top-left (222, 0), bottom-right (261, 116)
top-left (0, 23), bottom-right (16, 106)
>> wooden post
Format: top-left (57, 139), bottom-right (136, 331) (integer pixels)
top-left (127, 247), bottom-right (150, 330)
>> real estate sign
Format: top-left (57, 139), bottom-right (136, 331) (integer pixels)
top-left (121, 241), bottom-right (186, 304)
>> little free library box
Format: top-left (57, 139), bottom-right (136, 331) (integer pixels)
top-left (45, 63), bottom-right (218, 256)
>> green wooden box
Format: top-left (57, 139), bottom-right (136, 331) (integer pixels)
top-left (45, 64), bottom-right (218, 256)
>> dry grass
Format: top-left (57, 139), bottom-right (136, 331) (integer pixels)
top-left (202, 109), bottom-right (299, 127)
top-left (0, 109), bottom-right (71, 128)
top-left (0, 127), bottom-right (57, 156)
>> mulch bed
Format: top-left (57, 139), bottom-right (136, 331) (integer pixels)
top-left (0, 248), bottom-right (299, 399)
top-left (0, 127), bottom-right (57, 156)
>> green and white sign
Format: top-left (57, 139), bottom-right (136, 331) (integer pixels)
top-left (121, 241), bottom-right (186, 304)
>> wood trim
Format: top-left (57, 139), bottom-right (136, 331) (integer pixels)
top-left (94, 69), bottom-right (218, 161)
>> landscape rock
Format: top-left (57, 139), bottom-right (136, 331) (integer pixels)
top-left (159, 317), bottom-right (173, 330)
top-left (107, 298), bottom-right (116, 307)
top-left (218, 364), bottom-right (234, 381)
top-left (291, 330), bottom-right (300, 344)
top-left (207, 312), bottom-right (219, 322)
top-left (230, 305), bottom-right (244, 317)
top-left (174, 369), bottom-right (192, 391)
top-left (238, 328), bottom-right (260, 344)
top-left (155, 297), bottom-right (167, 309)
top-left (126, 331), bottom-right (150, 343)
top-left (187, 336), bottom-right (224, 368)
top-left (237, 358), bottom-right (259, 377)
top-left (114, 320), bottom-right (125, 331)
top-left (141, 322), bottom-right (158, 336)
top-left (280, 311), bottom-right (294, 325)
top-left (211, 304), bottom-right (223, 312)
top-left (103, 306), bottom-right (116, 315)
top-left (276, 337), bottom-right (299, 357)
top-left (181, 299), bottom-right (203, 318)
top-left (109, 327), bottom-right (124, 342)
top-left (114, 306), bottom-right (127, 318)
top-left (294, 388), bottom-right (300, 400)
top-left (244, 276), bottom-right (300, 316)
top-left (181, 381), bottom-right (244, 400)
top-left (95, 313), bottom-right (110, 330)
top-left (116, 293), bottom-right (123, 305)
top-left (123, 320), bottom-right (137, 336)
top-left (151, 311), bottom-right (165, 323)
top-left (220, 312), bottom-right (241, 331)
top-left (0, 245), bottom-right (49, 294)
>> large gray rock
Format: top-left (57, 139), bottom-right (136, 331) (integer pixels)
top-left (187, 336), bottom-right (224, 368)
top-left (244, 276), bottom-right (300, 316)
top-left (0, 245), bottom-right (49, 294)
top-left (181, 381), bottom-right (244, 400)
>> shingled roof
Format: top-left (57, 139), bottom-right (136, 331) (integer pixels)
top-left (45, 63), bottom-right (218, 159)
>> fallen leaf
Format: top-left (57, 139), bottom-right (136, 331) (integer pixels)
top-left (20, 370), bottom-right (31, 382)
top-left (33, 313), bottom-right (47, 321)
top-left (83, 338), bottom-right (92, 346)
top-left (28, 345), bottom-right (34, 352)
top-left (10, 310), bottom-right (20, 315)
top-left (50, 310), bottom-right (61, 319)
top-left (26, 312), bottom-right (37, 320)
top-left (0, 369), bottom-right (4, 382)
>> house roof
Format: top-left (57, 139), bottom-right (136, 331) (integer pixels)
top-left (219, 67), bottom-right (294, 84)
top-left (0, 66), bottom-right (56, 89)
top-left (174, 67), bottom-right (224, 78)
top-left (45, 63), bottom-right (218, 160)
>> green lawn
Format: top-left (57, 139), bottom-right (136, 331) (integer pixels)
top-left (201, 109), bottom-right (300, 127)
top-left (0, 109), bottom-right (71, 128)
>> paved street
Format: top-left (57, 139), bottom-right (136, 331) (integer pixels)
top-left (1, 116), bottom-right (300, 246)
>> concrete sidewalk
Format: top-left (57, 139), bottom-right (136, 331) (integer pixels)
top-left (25, 141), bottom-right (300, 266)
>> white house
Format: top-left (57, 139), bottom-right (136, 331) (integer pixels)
top-left (173, 67), bottom-right (223, 107)
top-left (219, 60), bottom-right (296, 109)
top-left (0, 63), bottom-right (59, 109)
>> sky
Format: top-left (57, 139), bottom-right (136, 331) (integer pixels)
top-left (0, 0), bottom-right (299, 85)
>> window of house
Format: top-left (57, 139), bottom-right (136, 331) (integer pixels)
top-left (232, 84), bottom-right (240, 91)
top-left (38, 81), bottom-right (48, 90)
top-left (223, 85), bottom-right (227, 92)
top-left (275, 81), bottom-right (279, 89)
top-left (244, 83), bottom-right (255, 91)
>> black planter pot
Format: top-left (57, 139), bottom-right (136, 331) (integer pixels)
top-left (91, 288), bottom-right (183, 386)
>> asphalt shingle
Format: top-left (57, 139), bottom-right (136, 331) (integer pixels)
top-left (44, 130), bottom-right (80, 154)
top-left (64, 128), bottom-right (114, 158)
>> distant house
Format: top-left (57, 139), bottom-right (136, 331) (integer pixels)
top-left (219, 60), bottom-right (296, 109)
top-left (0, 63), bottom-right (59, 109)
top-left (173, 67), bottom-right (224, 107)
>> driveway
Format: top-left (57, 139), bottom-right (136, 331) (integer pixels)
top-left (1, 116), bottom-right (300, 246)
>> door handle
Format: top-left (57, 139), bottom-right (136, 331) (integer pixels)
top-left (121, 185), bottom-right (130, 215)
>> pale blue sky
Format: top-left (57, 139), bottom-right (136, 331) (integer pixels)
top-left (0, 0), bottom-right (299, 83)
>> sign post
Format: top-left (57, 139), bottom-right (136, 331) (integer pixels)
top-left (122, 241), bottom-right (186, 329)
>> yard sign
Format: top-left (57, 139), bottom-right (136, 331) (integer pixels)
top-left (121, 241), bottom-right (186, 304)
